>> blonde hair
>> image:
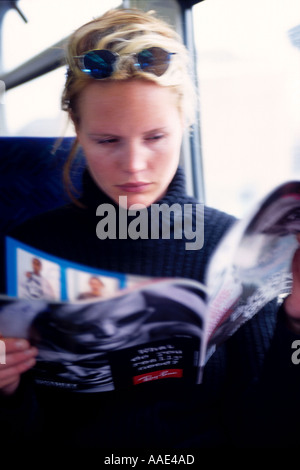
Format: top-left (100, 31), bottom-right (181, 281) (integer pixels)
top-left (61, 8), bottom-right (197, 201)
top-left (62, 8), bottom-right (196, 125)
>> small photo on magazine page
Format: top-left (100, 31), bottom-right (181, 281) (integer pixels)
top-left (66, 268), bottom-right (122, 302)
top-left (17, 248), bottom-right (61, 301)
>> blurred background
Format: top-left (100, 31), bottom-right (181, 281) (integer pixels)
top-left (0, 0), bottom-right (299, 217)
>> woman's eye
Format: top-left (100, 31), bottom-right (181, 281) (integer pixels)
top-left (97, 138), bottom-right (119, 145)
top-left (98, 138), bottom-right (118, 145)
top-left (146, 134), bottom-right (164, 142)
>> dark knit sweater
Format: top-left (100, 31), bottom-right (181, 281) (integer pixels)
top-left (5, 167), bottom-right (234, 283)
top-left (1, 167), bottom-right (300, 449)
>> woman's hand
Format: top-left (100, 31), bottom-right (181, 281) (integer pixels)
top-left (0, 338), bottom-right (38, 396)
top-left (284, 235), bottom-right (300, 333)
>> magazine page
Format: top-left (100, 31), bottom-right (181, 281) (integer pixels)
top-left (1, 238), bottom-right (207, 392)
top-left (204, 180), bottom-right (300, 362)
top-left (5, 236), bottom-right (129, 302)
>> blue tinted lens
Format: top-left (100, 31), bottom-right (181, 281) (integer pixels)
top-left (137, 47), bottom-right (172, 76)
top-left (83, 50), bottom-right (117, 79)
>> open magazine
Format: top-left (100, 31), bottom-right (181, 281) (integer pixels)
top-left (0, 180), bottom-right (299, 392)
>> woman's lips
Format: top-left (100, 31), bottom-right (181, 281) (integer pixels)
top-left (117, 182), bottom-right (152, 193)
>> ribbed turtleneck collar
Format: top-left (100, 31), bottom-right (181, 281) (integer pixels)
top-left (79, 166), bottom-right (189, 210)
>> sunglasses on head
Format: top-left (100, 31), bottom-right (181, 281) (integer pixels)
top-left (75, 47), bottom-right (175, 79)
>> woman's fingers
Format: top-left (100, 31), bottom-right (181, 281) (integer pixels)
top-left (0, 338), bottom-right (38, 395)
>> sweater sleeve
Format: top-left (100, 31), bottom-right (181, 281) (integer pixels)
top-left (0, 372), bottom-right (42, 445)
top-left (222, 302), bottom-right (300, 448)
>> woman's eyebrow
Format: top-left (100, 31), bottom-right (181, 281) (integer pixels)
top-left (87, 128), bottom-right (167, 138)
top-left (143, 127), bottom-right (167, 134)
top-left (88, 132), bottom-right (120, 138)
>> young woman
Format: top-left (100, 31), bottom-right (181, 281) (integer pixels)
top-left (1, 8), bottom-right (300, 448)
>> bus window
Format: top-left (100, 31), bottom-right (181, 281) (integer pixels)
top-left (193, 0), bottom-right (300, 217)
top-left (1, 0), bottom-right (121, 136)
top-left (3, 67), bottom-right (72, 137)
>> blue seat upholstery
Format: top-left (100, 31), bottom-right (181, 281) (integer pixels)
top-left (0, 136), bottom-right (85, 238)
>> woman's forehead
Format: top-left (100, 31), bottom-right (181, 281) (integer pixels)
top-left (77, 80), bottom-right (180, 128)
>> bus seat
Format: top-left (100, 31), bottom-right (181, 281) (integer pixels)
top-left (0, 136), bottom-right (85, 238)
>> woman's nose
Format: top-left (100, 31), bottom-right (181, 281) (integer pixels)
top-left (121, 140), bottom-right (148, 173)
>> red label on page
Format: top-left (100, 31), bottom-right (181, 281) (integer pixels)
top-left (133, 369), bottom-right (183, 385)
